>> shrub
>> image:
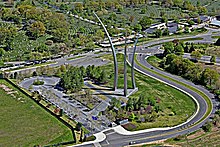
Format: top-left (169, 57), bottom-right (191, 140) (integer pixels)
top-left (33, 79), bottom-right (44, 85)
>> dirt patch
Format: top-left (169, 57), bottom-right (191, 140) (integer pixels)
top-left (187, 129), bottom-right (205, 140)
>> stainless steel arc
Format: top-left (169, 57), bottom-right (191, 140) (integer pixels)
top-left (93, 12), bottom-right (118, 90)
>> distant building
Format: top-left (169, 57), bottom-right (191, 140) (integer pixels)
top-left (167, 22), bottom-right (178, 34)
top-left (145, 22), bottom-right (185, 35)
top-left (193, 15), bottom-right (211, 23)
top-left (210, 19), bottom-right (220, 28)
top-left (216, 15), bottom-right (220, 21)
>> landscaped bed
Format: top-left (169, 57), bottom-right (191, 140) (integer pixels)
top-left (0, 79), bottom-right (73, 146)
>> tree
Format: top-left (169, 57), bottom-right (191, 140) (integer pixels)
top-left (161, 15), bottom-right (168, 23)
top-left (36, 44), bottom-right (48, 53)
top-left (99, 70), bottom-right (108, 83)
top-left (173, 0), bottom-right (183, 7)
top-left (141, 8), bottom-right (146, 14)
top-left (163, 28), bottom-right (169, 36)
top-left (197, 17), bottom-right (201, 24)
top-left (184, 44), bottom-right (189, 53)
top-left (201, 68), bottom-right (219, 87)
top-left (210, 55), bottom-right (216, 64)
top-left (110, 97), bottom-right (121, 110)
top-left (202, 121), bottom-right (212, 132)
top-left (154, 29), bottom-right (162, 38)
top-left (174, 44), bottom-right (184, 55)
top-left (139, 16), bottom-right (152, 29)
top-left (109, 12), bottom-right (117, 21)
top-left (75, 122), bottom-right (82, 131)
top-left (189, 43), bottom-right (195, 53)
top-left (133, 23), bottom-right (142, 32)
top-left (190, 50), bottom-right (202, 61)
top-left (28, 21), bottom-right (46, 38)
top-left (74, 2), bottom-right (84, 12)
top-left (0, 48), bottom-right (5, 57)
top-left (163, 42), bottom-right (174, 56)
top-left (185, 26), bottom-right (190, 33)
top-left (95, 29), bottom-right (105, 43)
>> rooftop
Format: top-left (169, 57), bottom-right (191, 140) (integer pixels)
top-left (210, 20), bottom-right (220, 27)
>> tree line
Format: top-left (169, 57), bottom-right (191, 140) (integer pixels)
top-left (60, 65), bottom-right (108, 92)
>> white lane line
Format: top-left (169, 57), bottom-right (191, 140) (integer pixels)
top-left (93, 142), bottom-right (102, 147)
top-left (105, 132), bottom-right (115, 135)
top-left (106, 139), bottom-right (109, 145)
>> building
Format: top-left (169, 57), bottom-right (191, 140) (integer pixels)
top-left (193, 15), bottom-right (211, 23)
top-left (210, 19), bottom-right (220, 28)
top-left (216, 15), bottom-right (220, 21)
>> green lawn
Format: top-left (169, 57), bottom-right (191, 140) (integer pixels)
top-left (0, 79), bottom-right (73, 147)
top-left (136, 54), bottom-right (212, 126)
top-left (101, 54), bottom-right (196, 130)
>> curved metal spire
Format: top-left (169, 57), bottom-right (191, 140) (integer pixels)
top-left (131, 35), bottom-right (139, 89)
top-left (93, 12), bottom-right (118, 90)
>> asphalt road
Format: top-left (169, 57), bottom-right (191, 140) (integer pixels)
top-left (11, 27), bottom-right (220, 146)
top-left (76, 28), bottom-right (220, 147)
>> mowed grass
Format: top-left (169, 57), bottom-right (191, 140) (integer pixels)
top-left (102, 54), bottom-right (196, 130)
top-left (0, 79), bottom-right (73, 147)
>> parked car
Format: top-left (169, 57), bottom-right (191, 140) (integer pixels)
top-left (129, 141), bottom-right (136, 145)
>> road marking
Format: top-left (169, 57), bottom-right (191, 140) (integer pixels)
top-left (105, 131), bottom-right (115, 135)
top-left (93, 142), bottom-right (102, 147)
top-left (106, 139), bottom-right (109, 144)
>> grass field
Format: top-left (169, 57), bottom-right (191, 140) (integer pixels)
top-left (101, 54), bottom-right (196, 130)
top-left (0, 79), bottom-right (73, 147)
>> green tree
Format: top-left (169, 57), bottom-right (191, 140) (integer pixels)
top-left (95, 29), bottom-right (105, 43)
top-left (99, 70), bottom-right (108, 83)
top-left (201, 68), bottom-right (219, 87)
top-left (210, 55), bottom-right (216, 64)
top-left (75, 122), bottom-right (82, 131)
top-left (190, 50), bottom-right (202, 61)
top-left (133, 23), bottom-right (142, 32)
top-left (174, 44), bottom-right (184, 55)
top-left (74, 2), bottom-right (84, 12)
top-left (161, 15), bottom-right (168, 23)
top-left (110, 97), bottom-right (121, 110)
top-left (202, 121), bottom-right (212, 132)
top-left (154, 29), bottom-right (162, 38)
top-left (163, 28), bottom-right (169, 36)
top-left (139, 16), bottom-right (152, 29)
top-left (28, 21), bottom-right (46, 38)
top-left (0, 48), bottom-right (5, 57)
top-left (163, 42), bottom-right (174, 56)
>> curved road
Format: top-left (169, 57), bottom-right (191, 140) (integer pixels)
top-left (75, 28), bottom-right (220, 147)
